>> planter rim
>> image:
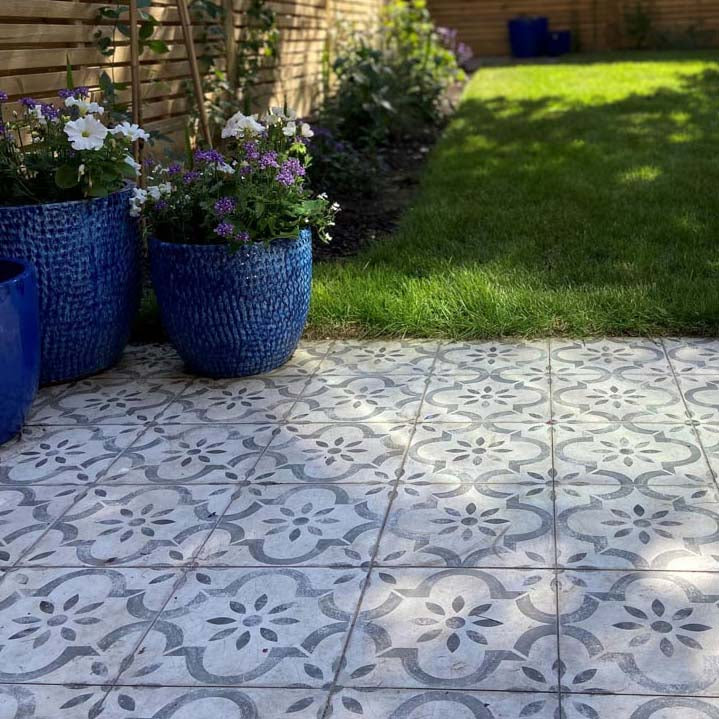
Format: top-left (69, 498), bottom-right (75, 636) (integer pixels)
top-left (0, 257), bottom-right (35, 287)
top-left (0, 186), bottom-right (132, 213)
top-left (149, 230), bottom-right (309, 252)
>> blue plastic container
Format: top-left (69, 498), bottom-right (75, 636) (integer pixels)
top-left (150, 229), bottom-right (312, 378)
top-left (547, 30), bottom-right (572, 56)
top-left (508, 16), bottom-right (548, 58)
top-left (0, 189), bottom-right (141, 385)
top-left (0, 258), bottom-right (40, 445)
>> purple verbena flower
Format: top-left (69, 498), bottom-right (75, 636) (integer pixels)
top-left (167, 162), bottom-right (183, 176)
top-left (0, 91), bottom-right (8, 103)
top-left (259, 151), bottom-right (279, 170)
top-left (194, 148), bottom-right (225, 164)
top-left (155, 199), bottom-right (168, 211)
top-left (276, 158), bottom-right (305, 186)
top-left (214, 221), bottom-right (235, 239)
top-left (242, 141), bottom-right (260, 161)
top-left (214, 196), bottom-right (236, 215)
top-left (183, 170), bottom-right (200, 184)
top-left (20, 97), bottom-right (37, 109)
top-left (236, 231), bottom-right (250, 243)
top-left (74, 86), bottom-right (90, 99)
top-left (0, 122), bottom-right (6, 136)
top-left (40, 103), bottom-right (59, 120)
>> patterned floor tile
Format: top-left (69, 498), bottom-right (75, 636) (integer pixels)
top-left (552, 373), bottom-right (687, 423)
top-left (678, 375), bottom-right (719, 423)
top-left (0, 426), bottom-right (143, 485)
top-left (559, 693), bottom-right (719, 719)
top-left (556, 484), bottom-right (719, 571)
top-left (434, 340), bottom-right (549, 374)
top-left (0, 684), bottom-right (112, 719)
top-left (262, 340), bottom-right (332, 377)
top-left (558, 569), bottom-right (719, 695)
top-left (0, 567), bottom-right (181, 684)
top-left (550, 339), bottom-right (670, 375)
top-left (665, 337), bottom-right (719, 376)
top-left (28, 378), bottom-right (188, 426)
top-left (554, 423), bottom-right (713, 487)
top-left (199, 483), bottom-right (391, 566)
top-left (376, 483), bottom-right (555, 568)
top-left (119, 567), bottom-right (367, 687)
top-left (420, 371), bottom-right (550, 423)
top-left (290, 375), bottom-right (428, 423)
top-left (326, 688), bottom-right (558, 718)
top-left (107, 343), bottom-right (187, 379)
top-left (161, 377), bottom-right (308, 424)
top-left (103, 424), bottom-right (277, 484)
top-left (250, 422), bottom-right (412, 484)
top-left (403, 423), bottom-right (552, 483)
top-left (0, 487), bottom-right (80, 566)
top-left (19, 485), bottom-right (235, 567)
top-left (341, 567), bottom-right (558, 690)
top-left (98, 686), bottom-right (329, 719)
top-left (320, 340), bottom-right (438, 375)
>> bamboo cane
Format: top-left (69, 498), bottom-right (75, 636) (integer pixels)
top-left (176, 0), bottom-right (213, 148)
top-left (128, 0), bottom-right (143, 173)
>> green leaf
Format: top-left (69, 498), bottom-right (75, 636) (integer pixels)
top-left (116, 23), bottom-right (131, 37)
top-left (144, 39), bottom-right (170, 54)
top-left (139, 20), bottom-right (156, 41)
top-left (55, 165), bottom-right (79, 189)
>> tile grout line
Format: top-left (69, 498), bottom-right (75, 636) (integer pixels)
top-left (318, 341), bottom-right (441, 719)
top-left (660, 337), bottom-right (719, 494)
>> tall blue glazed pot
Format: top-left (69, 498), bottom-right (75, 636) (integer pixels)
top-left (0, 258), bottom-right (40, 445)
top-left (0, 189), bottom-right (141, 385)
top-left (150, 229), bottom-right (312, 377)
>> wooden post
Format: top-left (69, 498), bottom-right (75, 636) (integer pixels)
top-left (224, 0), bottom-right (238, 91)
top-left (177, 0), bottom-right (213, 148)
top-left (128, 0), bottom-right (143, 169)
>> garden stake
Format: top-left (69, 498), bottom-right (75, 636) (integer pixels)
top-left (129, 0), bottom-right (144, 176)
top-left (176, 0), bottom-right (213, 148)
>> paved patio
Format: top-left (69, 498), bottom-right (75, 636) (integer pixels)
top-left (2, 338), bottom-right (719, 718)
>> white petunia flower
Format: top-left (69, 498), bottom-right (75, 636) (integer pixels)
top-left (300, 122), bottom-right (314, 138)
top-left (129, 187), bottom-right (147, 217)
top-left (64, 116), bottom-right (108, 151)
top-left (124, 155), bottom-right (142, 176)
top-left (221, 111), bottom-right (264, 139)
top-left (217, 162), bottom-right (235, 175)
top-left (65, 96), bottom-right (105, 116)
top-left (110, 121), bottom-right (150, 142)
top-left (282, 121), bottom-right (297, 137)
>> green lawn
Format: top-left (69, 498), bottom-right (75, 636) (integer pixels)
top-left (308, 51), bottom-right (719, 338)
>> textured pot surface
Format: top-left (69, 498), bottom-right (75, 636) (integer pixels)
top-left (0, 189), bottom-right (142, 384)
top-left (150, 229), bottom-right (312, 377)
top-left (0, 258), bottom-right (40, 445)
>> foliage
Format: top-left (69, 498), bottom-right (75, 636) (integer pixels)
top-left (0, 87), bottom-right (148, 205)
top-left (134, 108), bottom-right (338, 246)
top-left (321, 0), bottom-right (464, 149)
top-left (624, 1), bottom-right (655, 49)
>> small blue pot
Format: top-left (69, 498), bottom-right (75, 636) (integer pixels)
top-left (0, 258), bottom-right (40, 445)
top-left (0, 189), bottom-right (141, 384)
top-left (150, 229), bottom-right (312, 377)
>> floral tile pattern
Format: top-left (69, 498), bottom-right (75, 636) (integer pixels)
top-left (1, 338), bottom-right (719, 716)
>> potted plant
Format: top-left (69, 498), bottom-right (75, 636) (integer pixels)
top-left (136, 107), bottom-right (338, 377)
top-left (0, 87), bottom-right (148, 384)
top-left (0, 257), bottom-right (40, 445)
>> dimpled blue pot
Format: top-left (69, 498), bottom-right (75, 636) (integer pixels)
top-left (0, 258), bottom-right (40, 445)
top-left (0, 189), bottom-right (141, 385)
top-left (150, 229), bottom-right (312, 377)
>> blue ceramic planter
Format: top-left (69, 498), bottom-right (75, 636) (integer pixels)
top-left (0, 258), bottom-right (40, 445)
top-left (0, 189), bottom-right (141, 384)
top-left (150, 229), bottom-right (312, 377)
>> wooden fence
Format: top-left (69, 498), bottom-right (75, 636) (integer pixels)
top-left (427, 0), bottom-right (719, 56)
top-left (0, 0), bottom-right (383, 141)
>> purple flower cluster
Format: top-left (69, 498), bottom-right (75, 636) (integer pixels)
top-left (214, 196), bottom-right (236, 215)
top-left (57, 87), bottom-right (89, 100)
top-left (214, 221), bottom-right (235, 239)
top-left (0, 91), bottom-right (8, 103)
top-left (40, 104), bottom-right (59, 120)
top-left (20, 98), bottom-right (37, 109)
top-left (259, 151), bottom-right (279, 170)
top-left (155, 199), bottom-right (168, 211)
top-left (276, 158), bottom-right (305, 187)
top-left (243, 141), bottom-right (260, 161)
top-left (183, 171), bottom-right (200, 185)
top-left (167, 162), bottom-right (183, 176)
top-left (194, 149), bottom-right (225, 164)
